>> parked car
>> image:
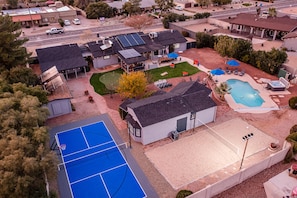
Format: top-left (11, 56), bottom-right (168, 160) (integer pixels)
top-left (46, 28), bottom-right (64, 35)
top-left (174, 5), bottom-right (183, 11)
top-left (64, 19), bottom-right (71, 26)
top-left (72, 18), bottom-right (81, 25)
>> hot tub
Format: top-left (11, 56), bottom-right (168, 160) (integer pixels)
top-left (267, 80), bottom-right (286, 91)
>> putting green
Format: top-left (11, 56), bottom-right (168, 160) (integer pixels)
top-left (99, 72), bottom-right (121, 90)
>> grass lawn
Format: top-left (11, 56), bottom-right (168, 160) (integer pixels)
top-left (90, 68), bottom-right (124, 95)
top-left (146, 62), bottom-right (200, 82)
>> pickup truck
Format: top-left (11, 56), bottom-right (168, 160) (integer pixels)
top-left (46, 28), bottom-right (64, 35)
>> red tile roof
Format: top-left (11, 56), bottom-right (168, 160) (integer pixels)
top-left (12, 14), bottom-right (41, 22)
top-left (227, 13), bottom-right (297, 32)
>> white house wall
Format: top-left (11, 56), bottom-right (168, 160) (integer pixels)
top-left (93, 55), bottom-right (118, 69)
top-left (139, 107), bottom-right (216, 145)
top-left (283, 38), bottom-right (297, 51)
top-left (174, 42), bottom-right (187, 52)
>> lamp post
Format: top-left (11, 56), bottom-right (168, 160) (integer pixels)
top-left (239, 133), bottom-right (254, 170)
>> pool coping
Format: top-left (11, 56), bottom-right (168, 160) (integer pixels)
top-left (49, 114), bottom-right (158, 198)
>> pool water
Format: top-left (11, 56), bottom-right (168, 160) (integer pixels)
top-left (226, 79), bottom-right (264, 107)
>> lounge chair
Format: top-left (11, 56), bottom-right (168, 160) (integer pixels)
top-left (226, 67), bottom-right (232, 74)
top-left (239, 69), bottom-right (245, 76)
top-left (234, 69), bottom-right (239, 75)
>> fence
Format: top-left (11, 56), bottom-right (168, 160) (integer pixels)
top-left (188, 142), bottom-right (290, 198)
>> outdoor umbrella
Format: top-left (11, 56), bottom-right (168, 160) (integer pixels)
top-left (167, 52), bottom-right (179, 59)
top-left (210, 68), bottom-right (225, 76)
top-left (226, 59), bottom-right (240, 67)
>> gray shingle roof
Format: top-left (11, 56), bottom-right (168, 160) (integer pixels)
top-left (128, 81), bottom-right (216, 127)
top-left (36, 43), bottom-right (87, 73)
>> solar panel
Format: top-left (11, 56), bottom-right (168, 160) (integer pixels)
top-left (119, 49), bottom-right (141, 59)
top-left (132, 33), bottom-right (145, 45)
top-left (126, 34), bottom-right (138, 46)
top-left (118, 35), bottom-right (131, 48)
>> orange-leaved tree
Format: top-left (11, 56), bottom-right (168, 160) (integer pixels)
top-left (124, 14), bottom-right (154, 32)
top-left (116, 71), bottom-right (147, 99)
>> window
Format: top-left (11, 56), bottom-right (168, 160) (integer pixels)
top-left (103, 55), bottom-right (110, 60)
top-left (190, 112), bottom-right (196, 120)
top-left (174, 43), bottom-right (180, 49)
top-left (135, 128), bottom-right (141, 137)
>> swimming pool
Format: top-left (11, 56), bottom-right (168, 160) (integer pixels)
top-left (226, 79), bottom-right (264, 107)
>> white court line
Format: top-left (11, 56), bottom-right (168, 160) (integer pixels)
top-left (63, 140), bottom-right (114, 158)
top-left (70, 163), bottom-right (127, 185)
top-left (100, 174), bottom-right (111, 198)
top-left (80, 127), bottom-right (90, 148)
top-left (55, 134), bottom-right (75, 198)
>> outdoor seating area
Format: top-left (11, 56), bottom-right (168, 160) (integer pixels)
top-left (154, 79), bottom-right (172, 89)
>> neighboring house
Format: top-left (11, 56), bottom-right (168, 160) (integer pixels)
top-left (226, 13), bottom-right (297, 40)
top-left (36, 43), bottom-right (88, 79)
top-left (2, 1), bottom-right (77, 27)
top-left (86, 30), bottom-right (187, 73)
top-left (282, 31), bottom-right (297, 51)
top-left (125, 81), bottom-right (217, 145)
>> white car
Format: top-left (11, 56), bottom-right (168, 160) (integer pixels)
top-left (175, 5), bottom-right (183, 11)
top-left (72, 18), bottom-right (81, 25)
top-left (64, 20), bottom-right (71, 26)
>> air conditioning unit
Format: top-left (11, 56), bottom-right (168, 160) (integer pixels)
top-left (169, 131), bottom-right (179, 141)
top-left (149, 32), bottom-right (158, 39)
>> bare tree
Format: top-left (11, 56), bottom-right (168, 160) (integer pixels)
top-left (124, 14), bottom-right (154, 32)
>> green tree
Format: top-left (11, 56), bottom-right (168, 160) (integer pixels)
top-left (74, 0), bottom-right (90, 10)
top-left (116, 71), bottom-right (148, 99)
top-left (212, 0), bottom-right (232, 6)
top-left (7, 66), bottom-right (40, 86)
top-left (0, 79), bottom-right (57, 197)
top-left (0, 15), bottom-right (30, 70)
top-left (122, 0), bottom-right (141, 16)
top-left (195, 0), bottom-right (211, 8)
top-left (6, 0), bottom-right (18, 8)
top-left (196, 32), bottom-right (215, 48)
top-left (155, 0), bottom-right (175, 14)
top-left (85, 2), bottom-right (114, 19)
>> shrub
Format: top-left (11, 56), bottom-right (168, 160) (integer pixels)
top-left (181, 31), bottom-right (189, 37)
top-left (176, 190), bottom-right (193, 198)
top-left (289, 96), bottom-right (297, 109)
top-left (290, 125), bottom-right (297, 134)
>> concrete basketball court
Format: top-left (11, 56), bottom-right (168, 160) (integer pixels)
top-left (145, 118), bottom-right (277, 190)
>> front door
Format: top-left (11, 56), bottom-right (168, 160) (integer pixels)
top-left (177, 117), bottom-right (187, 132)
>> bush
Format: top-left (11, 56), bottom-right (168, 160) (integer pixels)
top-left (289, 96), bottom-right (297, 109)
top-left (181, 31), bottom-right (189, 37)
top-left (290, 125), bottom-right (297, 134)
top-left (176, 190), bottom-right (193, 198)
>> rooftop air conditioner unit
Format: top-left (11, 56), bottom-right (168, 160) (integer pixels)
top-left (149, 32), bottom-right (158, 39)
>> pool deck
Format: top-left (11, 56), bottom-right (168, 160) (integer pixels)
top-left (195, 62), bottom-right (290, 113)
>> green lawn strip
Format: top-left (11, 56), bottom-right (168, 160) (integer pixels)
top-left (90, 68), bottom-right (124, 95)
top-left (146, 62), bottom-right (200, 81)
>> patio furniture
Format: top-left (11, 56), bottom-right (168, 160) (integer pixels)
top-left (234, 69), bottom-right (239, 75)
top-left (239, 69), bottom-right (245, 76)
top-left (225, 67), bottom-right (232, 74)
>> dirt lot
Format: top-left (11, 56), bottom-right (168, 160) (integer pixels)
top-left (46, 48), bottom-right (297, 198)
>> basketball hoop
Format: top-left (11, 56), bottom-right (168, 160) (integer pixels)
top-left (59, 144), bottom-right (66, 151)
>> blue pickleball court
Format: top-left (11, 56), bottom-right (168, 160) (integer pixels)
top-left (55, 121), bottom-right (146, 198)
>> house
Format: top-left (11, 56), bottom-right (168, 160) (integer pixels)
top-left (226, 13), bottom-right (297, 40)
top-left (36, 43), bottom-right (88, 79)
top-left (125, 81), bottom-right (217, 145)
top-left (2, 1), bottom-right (77, 27)
top-left (86, 30), bottom-right (187, 73)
